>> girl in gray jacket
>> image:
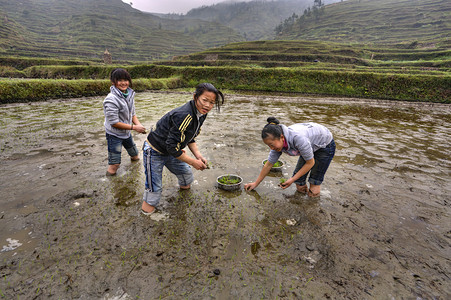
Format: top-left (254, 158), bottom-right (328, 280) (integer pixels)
top-left (103, 68), bottom-right (146, 176)
top-left (245, 117), bottom-right (335, 197)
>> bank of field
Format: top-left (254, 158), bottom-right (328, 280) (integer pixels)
top-left (0, 77), bottom-right (183, 103)
top-left (1, 65), bottom-right (449, 103)
top-left (1, 40), bottom-right (450, 103)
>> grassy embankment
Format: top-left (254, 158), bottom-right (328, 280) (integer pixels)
top-left (0, 78), bottom-right (183, 103)
top-left (1, 40), bottom-right (450, 104)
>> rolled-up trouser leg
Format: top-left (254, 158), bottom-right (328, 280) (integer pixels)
top-left (142, 142), bottom-right (164, 206)
top-left (165, 154), bottom-right (194, 187)
top-left (176, 172), bottom-right (194, 187)
top-left (143, 189), bottom-right (161, 207)
top-left (308, 139), bottom-right (336, 186)
top-left (123, 135), bottom-right (139, 158)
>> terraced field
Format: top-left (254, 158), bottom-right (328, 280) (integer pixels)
top-left (277, 0), bottom-right (451, 44)
top-left (169, 40), bottom-right (451, 75)
top-left (1, 40), bottom-right (450, 103)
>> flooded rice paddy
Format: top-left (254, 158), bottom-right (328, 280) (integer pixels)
top-left (0, 92), bottom-right (450, 299)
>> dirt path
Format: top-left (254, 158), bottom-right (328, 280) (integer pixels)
top-left (0, 92), bottom-right (450, 299)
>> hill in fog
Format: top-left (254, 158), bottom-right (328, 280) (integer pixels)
top-left (0, 0), bottom-right (244, 61)
top-left (0, 0), bottom-right (448, 61)
top-left (275, 0), bottom-right (450, 45)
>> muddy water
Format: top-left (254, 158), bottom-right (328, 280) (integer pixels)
top-left (0, 92), bottom-right (450, 299)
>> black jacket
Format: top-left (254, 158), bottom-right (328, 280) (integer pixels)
top-left (147, 100), bottom-right (207, 157)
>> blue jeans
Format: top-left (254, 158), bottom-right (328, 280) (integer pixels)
top-left (106, 133), bottom-right (138, 165)
top-left (142, 141), bottom-right (194, 207)
top-left (293, 139), bottom-right (336, 186)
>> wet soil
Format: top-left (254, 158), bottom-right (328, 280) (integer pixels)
top-left (0, 92), bottom-right (450, 299)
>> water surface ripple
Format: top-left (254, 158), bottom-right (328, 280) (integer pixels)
top-left (0, 92), bottom-right (449, 299)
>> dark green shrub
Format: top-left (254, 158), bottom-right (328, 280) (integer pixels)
top-left (174, 66), bottom-right (450, 103)
top-left (0, 56), bottom-right (95, 70)
top-left (0, 78), bottom-right (183, 104)
top-left (0, 66), bottom-right (25, 78)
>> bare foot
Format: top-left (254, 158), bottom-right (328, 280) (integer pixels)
top-left (180, 185), bottom-right (191, 190)
top-left (142, 201), bottom-right (155, 214)
top-left (308, 184), bottom-right (321, 197)
top-left (296, 184), bottom-right (308, 193)
top-left (107, 164), bottom-right (120, 176)
top-left (131, 156), bottom-right (139, 161)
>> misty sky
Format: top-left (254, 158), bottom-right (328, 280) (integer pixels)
top-left (122, 0), bottom-right (249, 14)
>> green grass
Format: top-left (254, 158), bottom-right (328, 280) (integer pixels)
top-left (1, 63), bottom-right (449, 103)
top-left (0, 77), bottom-right (182, 103)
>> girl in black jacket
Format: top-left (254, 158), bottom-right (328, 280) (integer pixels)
top-left (142, 83), bottom-right (224, 215)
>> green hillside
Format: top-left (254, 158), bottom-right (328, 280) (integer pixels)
top-left (2, 0), bottom-right (447, 62)
top-left (276, 0), bottom-right (450, 44)
top-left (184, 0), bottom-right (313, 41)
top-left (0, 0), bottom-right (244, 61)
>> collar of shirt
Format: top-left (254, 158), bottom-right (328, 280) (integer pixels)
top-left (196, 109), bottom-right (205, 118)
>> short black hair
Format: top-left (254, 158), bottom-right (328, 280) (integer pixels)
top-left (194, 83), bottom-right (225, 111)
top-left (110, 68), bottom-right (132, 87)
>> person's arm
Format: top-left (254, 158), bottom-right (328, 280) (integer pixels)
top-left (165, 113), bottom-right (206, 170)
top-left (112, 117), bottom-right (146, 133)
top-left (111, 122), bottom-right (132, 130)
top-left (176, 150), bottom-right (206, 170)
top-left (279, 136), bottom-right (315, 189)
top-left (187, 142), bottom-right (207, 165)
top-left (244, 161), bottom-right (273, 191)
top-left (280, 158), bottom-right (315, 189)
top-left (131, 115), bottom-right (146, 133)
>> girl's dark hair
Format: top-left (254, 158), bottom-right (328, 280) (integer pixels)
top-left (194, 82), bottom-right (225, 111)
top-left (110, 68), bottom-right (133, 87)
top-left (262, 117), bottom-right (283, 139)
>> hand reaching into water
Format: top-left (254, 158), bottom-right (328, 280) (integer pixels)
top-left (279, 178), bottom-right (294, 189)
top-left (191, 159), bottom-right (207, 170)
top-left (244, 182), bottom-right (258, 191)
top-left (197, 155), bottom-right (208, 165)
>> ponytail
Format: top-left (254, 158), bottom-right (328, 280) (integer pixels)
top-left (262, 117), bottom-right (283, 139)
top-left (194, 83), bottom-right (225, 112)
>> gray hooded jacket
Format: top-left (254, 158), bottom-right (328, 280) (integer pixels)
top-left (268, 123), bottom-right (333, 164)
top-left (103, 86), bottom-right (136, 139)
